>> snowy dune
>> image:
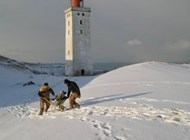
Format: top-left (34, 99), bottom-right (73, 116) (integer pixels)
top-left (0, 55), bottom-right (65, 75)
top-left (0, 61), bottom-right (190, 140)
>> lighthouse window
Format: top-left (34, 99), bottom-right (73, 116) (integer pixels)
top-left (80, 30), bottom-right (83, 34)
top-left (77, 13), bottom-right (80, 16)
top-left (68, 21), bottom-right (70, 26)
top-left (80, 20), bottom-right (83, 25)
top-left (82, 13), bottom-right (85, 16)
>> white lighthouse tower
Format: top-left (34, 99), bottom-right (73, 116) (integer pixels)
top-left (64, 0), bottom-right (93, 76)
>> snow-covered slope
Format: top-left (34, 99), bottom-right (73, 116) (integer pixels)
top-left (88, 62), bottom-right (190, 83)
top-left (0, 55), bottom-right (65, 75)
top-left (0, 61), bottom-right (190, 140)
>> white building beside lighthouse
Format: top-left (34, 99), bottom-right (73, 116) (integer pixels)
top-left (64, 0), bottom-right (93, 76)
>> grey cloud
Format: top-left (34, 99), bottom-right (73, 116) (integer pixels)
top-left (0, 0), bottom-right (190, 63)
top-left (166, 40), bottom-right (190, 50)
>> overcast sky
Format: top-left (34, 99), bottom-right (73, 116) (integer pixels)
top-left (1, 0), bottom-right (190, 63)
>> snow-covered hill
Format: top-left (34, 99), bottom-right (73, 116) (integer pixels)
top-left (0, 55), bottom-right (65, 75)
top-left (0, 59), bottom-right (190, 140)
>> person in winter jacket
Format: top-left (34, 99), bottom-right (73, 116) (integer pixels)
top-left (38, 82), bottom-right (55, 115)
top-left (64, 79), bottom-right (81, 110)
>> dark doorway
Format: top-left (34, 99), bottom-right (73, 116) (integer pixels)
top-left (81, 69), bottom-right (85, 76)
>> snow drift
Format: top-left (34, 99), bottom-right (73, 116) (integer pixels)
top-left (0, 59), bottom-right (190, 140)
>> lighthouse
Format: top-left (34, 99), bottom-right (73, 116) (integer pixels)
top-left (64, 0), bottom-right (93, 76)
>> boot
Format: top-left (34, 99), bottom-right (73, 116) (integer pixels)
top-left (39, 109), bottom-right (43, 115)
top-left (45, 105), bottom-right (50, 112)
top-left (74, 103), bottom-right (80, 109)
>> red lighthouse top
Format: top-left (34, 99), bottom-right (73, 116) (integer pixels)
top-left (70, 0), bottom-right (83, 7)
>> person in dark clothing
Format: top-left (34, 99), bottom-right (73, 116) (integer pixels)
top-left (64, 79), bottom-right (81, 110)
top-left (38, 82), bottom-right (55, 115)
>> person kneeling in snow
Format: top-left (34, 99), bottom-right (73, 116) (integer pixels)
top-left (38, 82), bottom-right (55, 115)
top-left (51, 91), bottom-right (68, 111)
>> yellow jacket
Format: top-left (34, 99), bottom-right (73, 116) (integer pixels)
top-left (39, 86), bottom-right (50, 93)
top-left (38, 86), bottom-right (54, 98)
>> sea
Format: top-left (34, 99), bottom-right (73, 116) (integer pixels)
top-left (93, 63), bottom-right (132, 73)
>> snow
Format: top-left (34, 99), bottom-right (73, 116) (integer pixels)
top-left (0, 61), bottom-right (190, 140)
